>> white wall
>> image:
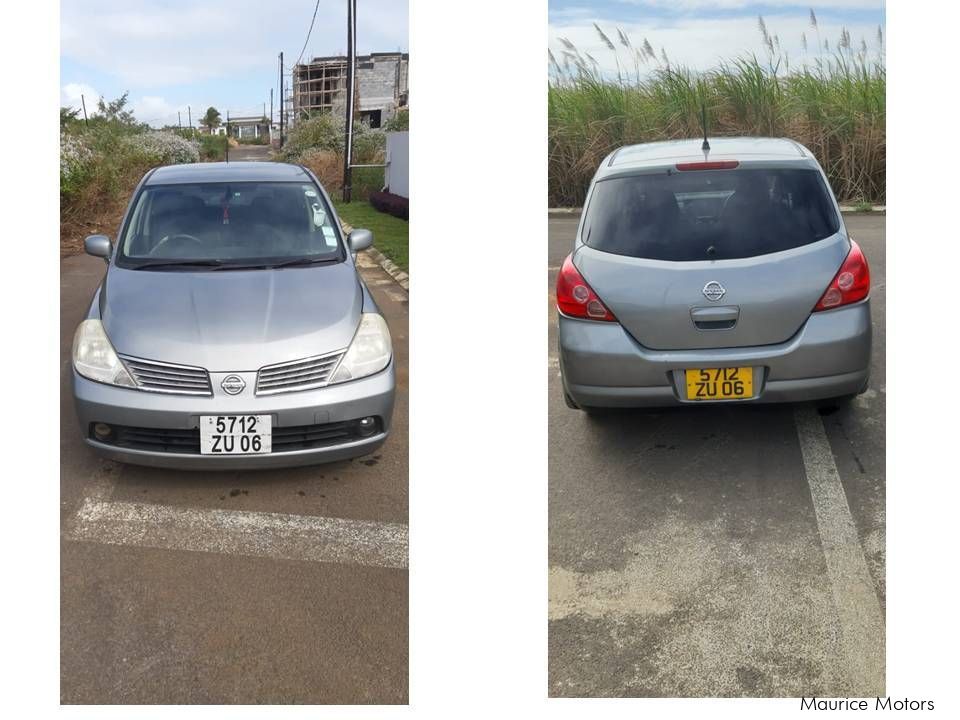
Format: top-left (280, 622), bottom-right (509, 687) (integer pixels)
top-left (385, 131), bottom-right (409, 199)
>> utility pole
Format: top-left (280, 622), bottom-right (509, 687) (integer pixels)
top-left (343, 0), bottom-right (357, 202)
top-left (270, 88), bottom-right (274, 141)
top-left (279, 52), bottom-right (284, 148)
top-left (187, 105), bottom-right (193, 137)
top-left (80, 94), bottom-right (89, 128)
top-left (177, 111), bottom-right (182, 131)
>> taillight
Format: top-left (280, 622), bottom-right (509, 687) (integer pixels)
top-left (556, 254), bottom-right (616, 321)
top-left (813, 240), bottom-right (870, 311)
top-left (675, 160), bottom-right (739, 171)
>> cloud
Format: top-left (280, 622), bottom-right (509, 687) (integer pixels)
top-left (60, 82), bottom-right (100, 112)
top-left (130, 96), bottom-right (182, 127)
top-left (61, 0), bottom-right (408, 88)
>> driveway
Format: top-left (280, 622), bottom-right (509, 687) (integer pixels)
top-left (60, 251), bottom-right (408, 703)
top-left (548, 213), bottom-right (886, 697)
top-left (226, 144), bottom-right (273, 161)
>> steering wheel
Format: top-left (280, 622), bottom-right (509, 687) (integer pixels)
top-left (150, 233), bottom-right (204, 256)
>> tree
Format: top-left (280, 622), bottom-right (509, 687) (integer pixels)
top-left (96, 91), bottom-right (138, 126)
top-left (60, 106), bottom-right (81, 129)
top-left (201, 106), bottom-right (222, 132)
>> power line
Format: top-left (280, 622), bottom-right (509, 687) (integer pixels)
top-left (295, 0), bottom-right (322, 67)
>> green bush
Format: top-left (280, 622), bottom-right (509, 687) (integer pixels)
top-left (198, 134), bottom-right (227, 161)
top-left (278, 111), bottom-right (387, 199)
top-left (383, 109), bottom-right (409, 132)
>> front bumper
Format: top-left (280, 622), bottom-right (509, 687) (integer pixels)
top-left (72, 362), bottom-right (396, 469)
top-left (559, 300), bottom-right (871, 408)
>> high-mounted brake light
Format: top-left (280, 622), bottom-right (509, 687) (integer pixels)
top-left (813, 240), bottom-right (870, 311)
top-left (675, 160), bottom-right (740, 171)
top-left (556, 254), bottom-right (616, 321)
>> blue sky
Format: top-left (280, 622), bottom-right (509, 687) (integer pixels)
top-left (60, 0), bottom-right (408, 127)
top-left (549, 1), bottom-right (885, 76)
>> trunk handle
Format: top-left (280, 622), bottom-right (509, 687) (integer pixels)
top-left (690, 305), bottom-right (740, 322)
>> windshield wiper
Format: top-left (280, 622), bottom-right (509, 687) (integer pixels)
top-left (127, 257), bottom-right (337, 271)
top-left (265, 257), bottom-right (337, 269)
top-left (127, 259), bottom-right (227, 270)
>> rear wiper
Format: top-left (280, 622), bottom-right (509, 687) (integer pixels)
top-left (127, 259), bottom-right (227, 270)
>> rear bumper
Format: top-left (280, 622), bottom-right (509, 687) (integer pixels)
top-left (72, 362), bottom-right (395, 469)
top-left (559, 300), bottom-right (871, 408)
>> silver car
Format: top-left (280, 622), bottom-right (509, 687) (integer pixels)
top-left (557, 137), bottom-right (871, 411)
top-left (71, 162), bottom-right (395, 469)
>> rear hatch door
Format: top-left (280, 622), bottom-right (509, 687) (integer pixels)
top-left (577, 164), bottom-right (848, 350)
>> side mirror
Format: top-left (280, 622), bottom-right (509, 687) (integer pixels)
top-left (84, 235), bottom-right (112, 261)
top-left (348, 228), bottom-right (373, 253)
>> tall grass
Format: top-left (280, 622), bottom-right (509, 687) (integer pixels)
top-left (549, 17), bottom-right (885, 206)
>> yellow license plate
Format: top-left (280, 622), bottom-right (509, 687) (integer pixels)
top-left (685, 367), bottom-right (753, 401)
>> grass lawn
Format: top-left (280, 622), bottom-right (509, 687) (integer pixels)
top-left (333, 200), bottom-right (408, 273)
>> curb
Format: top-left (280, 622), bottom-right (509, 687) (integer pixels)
top-left (549, 205), bottom-right (886, 217)
top-left (340, 219), bottom-right (409, 291)
top-left (365, 247), bottom-right (410, 291)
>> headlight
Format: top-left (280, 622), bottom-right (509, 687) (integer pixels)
top-left (72, 319), bottom-right (136, 388)
top-left (329, 313), bottom-right (392, 384)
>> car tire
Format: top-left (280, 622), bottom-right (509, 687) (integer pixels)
top-left (582, 406), bottom-right (610, 417)
top-left (816, 394), bottom-right (856, 413)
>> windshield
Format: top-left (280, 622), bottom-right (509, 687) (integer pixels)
top-left (582, 167), bottom-right (840, 261)
top-left (118, 181), bottom-right (343, 268)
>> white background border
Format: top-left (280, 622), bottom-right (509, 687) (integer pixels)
top-left (4, 0), bottom-right (957, 716)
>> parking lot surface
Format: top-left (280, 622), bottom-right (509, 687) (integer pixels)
top-left (548, 213), bottom-right (885, 697)
top-left (60, 251), bottom-right (408, 704)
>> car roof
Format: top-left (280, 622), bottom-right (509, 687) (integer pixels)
top-left (144, 161), bottom-right (313, 186)
top-left (599, 137), bottom-right (816, 178)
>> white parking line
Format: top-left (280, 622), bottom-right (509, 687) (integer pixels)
top-left (794, 405), bottom-right (885, 694)
top-left (65, 497), bottom-right (408, 570)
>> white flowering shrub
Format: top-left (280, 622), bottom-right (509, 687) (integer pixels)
top-left (279, 112), bottom-right (385, 164)
top-left (127, 130), bottom-right (200, 165)
top-left (60, 131), bottom-right (93, 195)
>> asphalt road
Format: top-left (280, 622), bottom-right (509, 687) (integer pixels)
top-left (547, 213), bottom-right (886, 697)
top-left (60, 252), bottom-right (408, 703)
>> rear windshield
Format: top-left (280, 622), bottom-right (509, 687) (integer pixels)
top-left (582, 167), bottom-right (840, 261)
top-left (118, 181), bottom-right (342, 267)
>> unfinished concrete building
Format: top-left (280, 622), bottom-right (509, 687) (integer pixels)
top-left (292, 52), bottom-right (409, 128)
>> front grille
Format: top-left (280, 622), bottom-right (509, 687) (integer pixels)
top-left (94, 418), bottom-right (381, 455)
top-left (120, 355), bottom-right (213, 396)
top-left (256, 351), bottom-right (345, 395)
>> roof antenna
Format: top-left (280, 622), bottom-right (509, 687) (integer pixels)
top-left (700, 101), bottom-right (710, 153)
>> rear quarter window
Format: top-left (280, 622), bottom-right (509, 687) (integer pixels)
top-left (582, 167), bottom-right (841, 261)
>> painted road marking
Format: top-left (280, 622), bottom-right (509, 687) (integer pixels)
top-left (794, 405), bottom-right (885, 695)
top-left (65, 497), bottom-right (408, 570)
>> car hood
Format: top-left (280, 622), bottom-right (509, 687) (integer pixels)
top-left (100, 262), bottom-right (362, 371)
